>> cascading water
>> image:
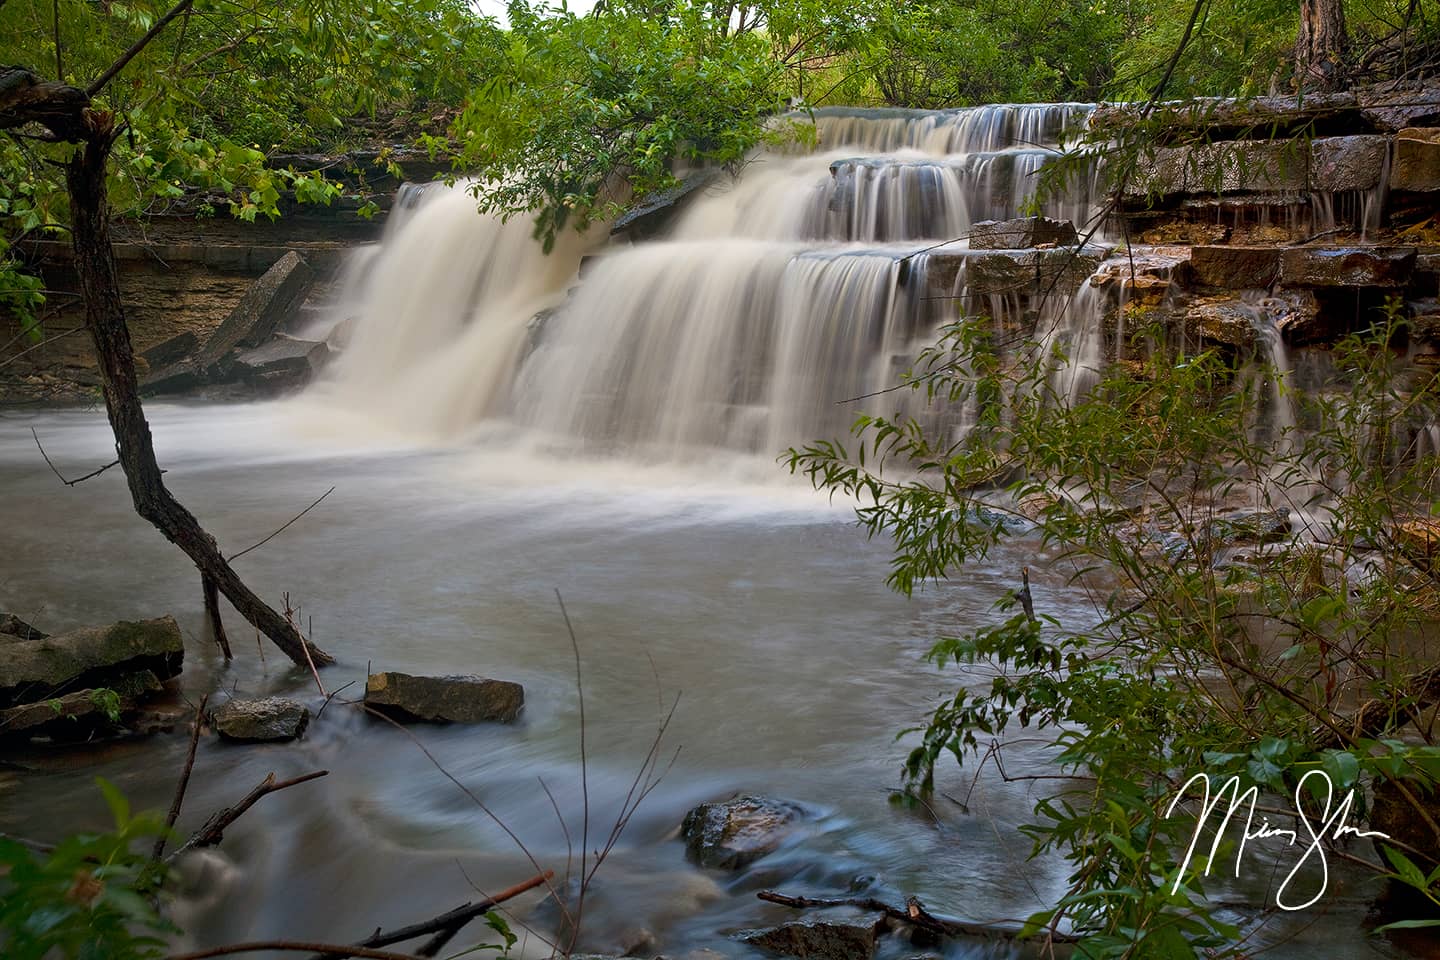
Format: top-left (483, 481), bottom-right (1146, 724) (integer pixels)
top-left (310, 103), bottom-right (1109, 456)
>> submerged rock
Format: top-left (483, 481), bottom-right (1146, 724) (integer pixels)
top-left (213, 696), bottom-right (311, 743)
top-left (681, 794), bottom-right (808, 869)
top-left (0, 617), bottom-right (183, 710)
top-left (363, 671), bottom-right (524, 724)
top-left (743, 914), bottom-right (885, 960)
top-left (1209, 509), bottom-right (1292, 546)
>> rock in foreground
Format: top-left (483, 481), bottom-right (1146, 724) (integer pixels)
top-left (743, 914), bottom-right (885, 960)
top-left (681, 794), bottom-right (808, 869)
top-left (0, 616), bottom-right (183, 709)
top-left (213, 696), bottom-right (311, 742)
top-left (363, 672), bottom-right (524, 724)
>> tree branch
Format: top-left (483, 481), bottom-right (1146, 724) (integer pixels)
top-left (167, 770), bottom-right (327, 862)
top-left (31, 427), bottom-right (120, 486)
top-left (87, 0), bottom-right (196, 97)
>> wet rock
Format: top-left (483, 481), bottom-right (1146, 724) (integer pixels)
top-left (1088, 247), bottom-right (1185, 304)
top-left (1392, 128), bottom-right (1440, 192)
top-left (681, 795), bottom-right (807, 869)
top-left (324, 317), bottom-right (357, 350)
top-left (195, 251), bottom-right (315, 374)
top-left (139, 331), bottom-right (199, 369)
top-left (363, 672), bottom-right (524, 724)
top-left (1186, 300), bottom-right (1259, 348)
top-left (743, 914), bottom-right (885, 960)
top-left (1358, 84), bottom-right (1440, 132)
top-left (233, 337), bottom-right (331, 390)
top-left (962, 248), bottom-right (1105, 297)
top-left (0, 613), bottom-right (47, 641)
top-left (0, 617), bottom-right (183, 710)
top-left (1280, 246), bottom-right (1417, 288)
top-left (1188, 245), bottom-right (1282, 290)
top-left (1129, 141), bottom-right (1309, 198)
top-left (1209, 509), bottom-right (1292, 546)
top-left (212, 696), bottom-right (311, 742)
top-left (1309, 135), bottom-right (1389, 192)
top-left (140, 360), bottom-right (206, 397)
top-left (969, 216), bottom-right (1077, 250)
top-left (0, 671), bottom-right (163, 740)
top-left (610, 169), bottom-right (722, 241)
top-left (1393, 516), bottom-right (1440, 573)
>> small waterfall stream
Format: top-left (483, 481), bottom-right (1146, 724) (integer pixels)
top-left (309, 104), bottom-right (1109, 456)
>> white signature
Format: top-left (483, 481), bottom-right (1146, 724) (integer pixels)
top-left (1164, 769), bottom-right (1390, 911)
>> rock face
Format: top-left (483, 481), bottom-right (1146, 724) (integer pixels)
top-left (233, 337), bottom-right (331, 390)
top-left (681, 795), bottom-right (807, 869)
top-left (1280, 246), bottom-right (1417, 288)
top-left (968, 216), bottom-right (1077, 250)
top-left (610, 169), bottom-right (722, 240)
top-left (1392, 127), bottom-right (1440, 192)
top-left (1188, 246), bottom-right (1282, 291)
top-left (0, 617), bottom-right (183, 709)
top-left (1186, 300), bottom-right (1261, 348)
top-left (743, 915), bottom-right (885, 960)
top-left (924, 247), bottom-right (1105, 297)
top-left (213, 696), bottom-right (311, 742)
top-left (363, 672), bottom-right (524, 724)
top-left (195, 250), bottom-right (315, 373)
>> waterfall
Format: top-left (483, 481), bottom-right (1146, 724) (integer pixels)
top-left (311, 103), bottom-right (1109, 457)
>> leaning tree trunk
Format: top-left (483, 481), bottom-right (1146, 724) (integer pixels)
top-left (1296, 0), bottom-right (1348, 92)
top-left (65, 110), bottom-right (332, 668)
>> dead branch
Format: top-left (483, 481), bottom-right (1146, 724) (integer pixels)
top-left (202, 574), bottom-right (232, 660)
top-left (757, 890), bottom-right (1080, 944)
top-left (167, 770), bottom-right (327, 862)
top-left (166, 943), bottom-right (419, 960)
top-left (31, 427), bottom-right (120, 486)
top-left (307, 870), bottom-right (554, 960)
top-left (87, 0), bottom-right (196, 97)
top-left (228, 486), bottom-right (336, 562)
top-left (152, 694), bottom-right (208, 861)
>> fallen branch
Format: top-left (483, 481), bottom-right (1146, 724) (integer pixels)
top-left (152, 694), bottom-right (208, 861)
top-left (757, 890), bottom-right (1079, 944)
top-left (167, 770), bottom-right (327, 862)
top-left (308, 870), bottom-right (554, 960)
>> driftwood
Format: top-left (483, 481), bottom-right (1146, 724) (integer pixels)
top-left (757, 890), bottom-right (1080, 944)
top-left (0, 5), bottom-right (333, 670)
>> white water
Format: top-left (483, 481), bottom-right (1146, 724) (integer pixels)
top-left (305, 104), bottom-right (1108, 457)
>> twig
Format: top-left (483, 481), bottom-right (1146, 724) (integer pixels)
top-left (167, 770), bottom-right (328, 862)
top-left (555, 589), bottom-right (590, 955)
top-left (228, 486), bottom-right (336, 561)
top-left (166, 943), bottom-right (418, 960)
top-left (315, 679), bottom-right (357, 722)
top-left (152, 694), bottom-right (208, 861)
top-left (202, 575), bottom-right (232, 660)
top-left (31, 427), bottom-right (119, 486)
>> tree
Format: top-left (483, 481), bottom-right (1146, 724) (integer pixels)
top-left (1295, 0), bottom-right (1349, 90)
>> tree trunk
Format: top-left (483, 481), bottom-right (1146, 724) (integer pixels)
top-left (65, 112), bottom-right (332, 668)
top-left (1296, 0), bottom-right (1348, 92)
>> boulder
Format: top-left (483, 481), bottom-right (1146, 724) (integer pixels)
top-left (1186, 300), bottom-right (1260, 349)
top-left (681, 795), bottom-right (807, 869)
top-left (363, 672), bottom-right (524, 724)
top-left (1189, 246), bottom-right (1282, 290)
top-left (0, 617), bottom-right (183, 709)
top-left (233, 337), bottom-right (331, 390)
top-left (195, 251), bottom-right (314, 374)
top-left (968, 216), bottom-right (1077, 250)
top-left (1393, 516), bottom-right (1440, 573)
top-left (212, 696), bottom-right (311, 743)
top-left (139, 331), bottom-right (199, 369)
top-left (140, 360), bottom-right (206, 397)
top-left (0, 613), bottom-right (46, 641)
top-left (962, 249), bottom-right (1105, 297)
top-left (0, 671), bottom-right (163, 740)
top-left (743, 914), bottom-right (885, 960)
top-left (1280, 246), bottom-right (1417, 288)
top-left (1391, 128), bottom-right (1440, 192)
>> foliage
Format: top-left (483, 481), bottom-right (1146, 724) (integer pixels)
top-left (788, 304), bottom-right (1440, 953)
top-left (0, 779), bottom-right (171, 960)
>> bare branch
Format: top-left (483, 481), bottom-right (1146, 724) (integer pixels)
top-left (228, 486), bottom-right (336, 561)
top-left (88, 0), bottom-right (197, 97)
top-left (152, 694), bottom-right (209, 861)
top-left (167, 770), bottom-right (328, 862)
top-left (31, 427), bottom-right (120, 486)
